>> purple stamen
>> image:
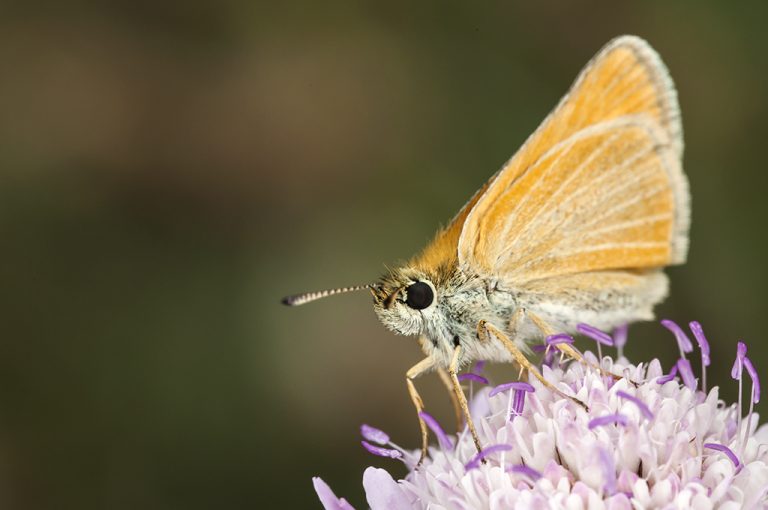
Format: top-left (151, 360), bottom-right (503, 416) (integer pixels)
top-left (689, 321), bottom-right (710, 366)
top-left (704, 443), bottom-right (741, 468)
top-left (731, 342), bottom-right (747, 379)
top-left (677, 358), bottom-right (697, 390)
top-left (472, 360), bottom-right (487, 375)
top-left (661, 319), bottom-right (693, 356)
top-left (546, 333), bottom-right (575, 346)
top-left (613, 324), bottom-right (628, 350)
top-left (588, 413), bottom-right (629, 430)
top-left (361, 440), bottom-right (403, 459)
top-left (577, 324), bottom-right (614, 346)
top-left (598, 447), bottom-right (617, 495)
top-left (537, 341), bottom-right (559, 367)
top-left (507, 464), bottom-right (542, 481)
top-left (458, 373), bottom-right (490, 385)
top-left (360, 424), bottom-right (390, 445)
top-left (512, 389), bottom-right (526, 415)
top-left (489, 381), bottom-right (536, 397)
top-left (464, 444), bottom-right (513, 470)
top-left (732, 342), bottom-right (747, 434)
top-left (741, 356), bottom-right (760, 456)
top-left (744, 357), bottom-right (761, 403)
top-left (657, 364), bottom-right (678, 384)
top-left (689, 320), bottom-right (710, 393)
top-left (616, 390), bottom-right (654, 420)
top-left (418, 411), bottom-right (453, 450)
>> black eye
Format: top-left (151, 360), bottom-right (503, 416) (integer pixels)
top-left (405, 281), bottom-right (433, 310)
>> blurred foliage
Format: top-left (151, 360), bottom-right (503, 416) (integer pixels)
top-left (0, 1), bottom-right (767, 508)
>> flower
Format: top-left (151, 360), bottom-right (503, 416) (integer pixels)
top-left (314, 321), bottom-right (768, 509)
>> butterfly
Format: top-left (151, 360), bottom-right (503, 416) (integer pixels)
top-left (283, 35), bottom-right (690, 463)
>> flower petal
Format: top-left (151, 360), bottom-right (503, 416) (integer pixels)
top-left (362, 467), bottom-right (413, 510)
top-left (313, 477), bottom-right (356, 510)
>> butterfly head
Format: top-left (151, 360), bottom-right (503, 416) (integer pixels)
top-left (372, 268), bottom-right (438, 337)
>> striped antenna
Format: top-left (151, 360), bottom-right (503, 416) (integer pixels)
top-left (281, 284), bottom-right (374, 306)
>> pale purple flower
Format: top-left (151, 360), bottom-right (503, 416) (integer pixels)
top-left (315, 321), bottom-right (768, 509)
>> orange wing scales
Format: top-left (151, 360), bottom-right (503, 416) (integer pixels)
top-left (454, 36), bottom-right (689, 284)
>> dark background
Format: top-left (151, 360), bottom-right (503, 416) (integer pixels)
top-left (1, 1), bottom-right (767, 508)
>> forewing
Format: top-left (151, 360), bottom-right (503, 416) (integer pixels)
top-left (457, 35), bottom-right (689, 282)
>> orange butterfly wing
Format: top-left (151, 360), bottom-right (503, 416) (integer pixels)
top-left (455, 35), bottom-right (689, 283)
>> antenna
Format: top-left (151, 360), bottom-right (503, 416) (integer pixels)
top-left (281, 284), bottom-right (374, 306)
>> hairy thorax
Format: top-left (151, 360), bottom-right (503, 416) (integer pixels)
top-left (373, 267), bottom-right (527, 369)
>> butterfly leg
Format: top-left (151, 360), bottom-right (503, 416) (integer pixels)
top-left (406, 356), bottom-right (436, 466)
top-left (448, 344), bottom-right (484, 456)
top-left (478, 319), bottom-right (588, 411)
top-left (417, 335), bottom-right (463, 432)
top-left (436, 367), bottom-right (463, 432)
top-left (526, 311), bottom-right (631, 385)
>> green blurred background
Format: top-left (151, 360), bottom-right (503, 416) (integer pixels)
top-left (1, 1), bottom-right (767, 508)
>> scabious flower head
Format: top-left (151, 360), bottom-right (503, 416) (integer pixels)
top-left (314, 321), bottom-right (768, 509)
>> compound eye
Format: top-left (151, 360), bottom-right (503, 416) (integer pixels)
top-left (405, 281), bottom-right (434, 310)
